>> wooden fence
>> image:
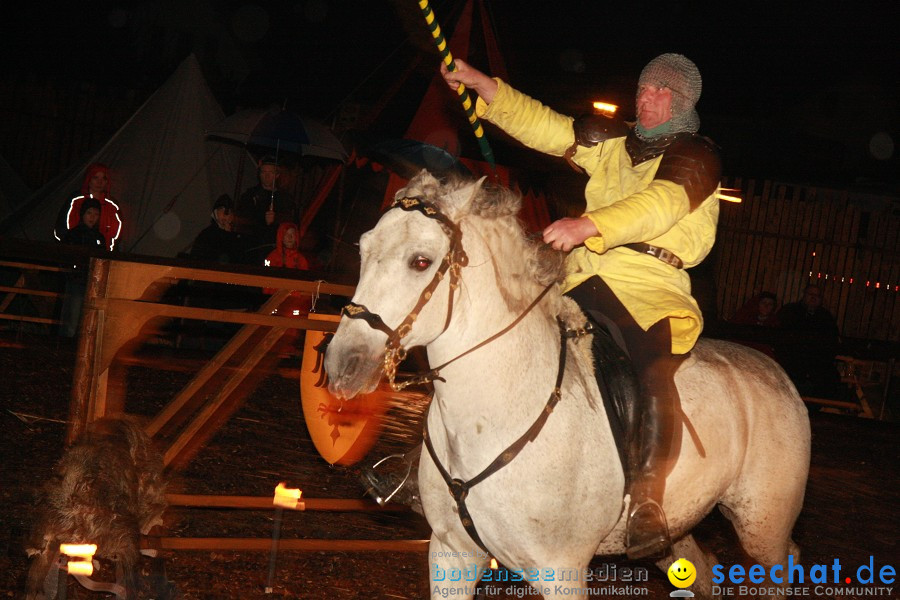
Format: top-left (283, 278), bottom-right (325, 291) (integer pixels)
top-left (715, 178), bottom-right (900, 342)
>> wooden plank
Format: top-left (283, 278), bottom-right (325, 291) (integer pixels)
top-left (105, 260), bottom-right (354, 302)
top-left (0, 261), bottom-right (71, 273)
top-left (772, 184), bottom-right (798, 304)
top-left (745, 188), bottom-right (770, 300)
top-left (165, 494), bottom-right (408, 513)
top-left (735, 183), bottom-right (767, 312)
top-left (144, 538), bottom-right (430, 553)
top-left (0, 286), bottom-right (61, 298)
top-left (95, 297), bottom-right (337, 375)
top-left (145, 292), bottom-right (291, 438)
top-left (0, 314), bottom-right (59, 325)
top-left (0, 274), bottom-right (26, 312)
top-left (831, 195), bottom-right (852, 328)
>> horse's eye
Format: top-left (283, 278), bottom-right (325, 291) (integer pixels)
top-left (410, 256), bottom-right (432, 272)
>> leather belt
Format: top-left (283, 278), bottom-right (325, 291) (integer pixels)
top-left (623, 242), bottom-right (684, 269)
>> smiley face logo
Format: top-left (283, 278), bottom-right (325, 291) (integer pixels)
top-left (667, 558), bottom-right (696, 588)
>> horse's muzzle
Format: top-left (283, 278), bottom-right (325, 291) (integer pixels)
top-left (324, 344), bottom-right (383, 399)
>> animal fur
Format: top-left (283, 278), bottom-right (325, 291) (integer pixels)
top-left (25, 416), bottom-right (167, 600)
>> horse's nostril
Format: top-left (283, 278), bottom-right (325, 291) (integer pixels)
top-left (325, 346), bottom-right (382, 398)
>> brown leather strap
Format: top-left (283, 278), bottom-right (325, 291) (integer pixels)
top-left (423, 318), bottom-right (571, 554)
top-left (622, 242), bottom-right (684, 269)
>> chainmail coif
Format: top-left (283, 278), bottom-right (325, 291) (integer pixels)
top-left (636, 53), bottom-right (702, 140)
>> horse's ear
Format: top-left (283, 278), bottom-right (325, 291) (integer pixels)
top-left (443, 176), bottom-right (487, 217)
top-left (397, 170), bottom-right (442, 202)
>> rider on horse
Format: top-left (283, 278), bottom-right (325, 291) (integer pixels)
top-left (363, 53), bottom-right (721, 561)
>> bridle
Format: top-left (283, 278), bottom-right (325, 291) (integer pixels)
top-left (341, 196), bottom-right (468, 391)
top-left (341, 195), bottom-right (585, 556)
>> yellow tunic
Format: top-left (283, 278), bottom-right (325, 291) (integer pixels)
top-left (476, 80), bottom-right (719, 354)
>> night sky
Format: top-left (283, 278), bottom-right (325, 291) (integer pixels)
top-left (2, 0), bottom-right (897, 188)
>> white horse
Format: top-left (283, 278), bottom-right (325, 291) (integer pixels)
top-left (325, 171), bottom-right (810, 599)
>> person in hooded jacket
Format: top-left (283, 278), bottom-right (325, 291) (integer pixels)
top-left (263, 222), bottom-right (311, 354)
top-left (57, 197), bottom-right (109, 337)
top-left (189, 194), bottom-right (248, 264)
top-left (60, 197), bottom-right (107, 249)
top-left (54, 163), bottom-right (123, 251)
top-left (435, 53), bottom-right (723, 560)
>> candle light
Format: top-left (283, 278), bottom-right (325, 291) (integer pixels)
top-left (60, 543), bottom-right (97, 576)
top-left (273, 482), bottom-right (304, 510)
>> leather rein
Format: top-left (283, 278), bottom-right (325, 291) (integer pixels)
top-left (341, 196), bottom-right (578, 555)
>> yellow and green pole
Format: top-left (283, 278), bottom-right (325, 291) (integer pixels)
top-left (417, 0), bottom-right (496, 171)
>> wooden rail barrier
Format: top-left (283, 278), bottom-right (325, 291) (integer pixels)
top-left (144, 493), bottom-right (428, 554)
top-left (67, 255), bottom-right (356, 468)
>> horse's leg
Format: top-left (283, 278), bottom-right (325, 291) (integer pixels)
top-left (720, 463), bottom-right (806, 600)
top-left (428, 534), bottom-right (487, 600)
top-left (656, 534), bottom-right (720, 600)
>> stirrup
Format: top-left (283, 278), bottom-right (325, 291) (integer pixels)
top-left (626, 499), bottom-right (672, 560)
top-left (359, 453), bottom-right (413, 506)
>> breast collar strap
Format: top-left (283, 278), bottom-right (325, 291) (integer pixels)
top-left (342, 197), bottom-right (468, 390)
top-left (423, 318), bottom-right (577, 554)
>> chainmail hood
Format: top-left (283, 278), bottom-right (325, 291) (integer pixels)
top-left (636, 53), bottom-right (702, 140)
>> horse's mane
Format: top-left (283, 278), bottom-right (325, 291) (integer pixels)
top-left (398, 171), bottom-right (566, 313)
top-left (399, 170), bottom-right (598, 409)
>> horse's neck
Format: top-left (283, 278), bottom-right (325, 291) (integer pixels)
top-left (425, 269), bottom-right (562, 473)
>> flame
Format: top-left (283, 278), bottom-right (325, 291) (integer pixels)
top-left (273, 482), bottom-right (304, 510)
top-left (67, 560), bottom-right (94, 576)
top-left (592, 101), bottom-right (618, 116)
top-left (490, 558), bottom-right (498, 570)
top-left (60, 544), bottom-right (97, 576)
top-left (60, 543), bottom-right (97, 558)
top-left (715, 187), bottom-right (742, 203)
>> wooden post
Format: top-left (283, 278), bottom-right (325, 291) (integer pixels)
top-left (67, 257), bottom-right (110, 444)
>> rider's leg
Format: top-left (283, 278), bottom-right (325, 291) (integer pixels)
top-left (567, 276), bottom-right (683, 559)
top-left (626, 336), bottom-right (682, 559)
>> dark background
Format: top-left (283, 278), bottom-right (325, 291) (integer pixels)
top-left (1, 0), bottom-right (897, 190)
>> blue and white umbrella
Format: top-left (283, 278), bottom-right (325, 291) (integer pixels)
top-left (206, 108), bottom-right (348, 162)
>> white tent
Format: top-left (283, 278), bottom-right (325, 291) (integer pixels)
top-left (2, 54), bottom-right (256, 257)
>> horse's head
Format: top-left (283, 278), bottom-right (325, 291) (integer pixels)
top-left (325, 170), bottom-right (564, 399)
top-left (324, 172), bottom-right (477, 398)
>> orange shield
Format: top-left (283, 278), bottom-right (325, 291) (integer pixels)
top-left (300, 313), bottom-right (389, 465)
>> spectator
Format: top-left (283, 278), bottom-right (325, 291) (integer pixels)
top-left (237, 155), bottom-right (293, 261)
top-left (264, 222), bottom-right (309, 272)
top-left (776, 285), bottom-right (842, 399)
top-left (730, 291), bottom-right (779, 327)
top-left (54, 163), bottom-right (123, 251)
top-left (189, 194), bottom-right (248, 264)
top-left (263, 222), bottom-right (311, 355)
top-left (58, 197), bottom-right (108, 337)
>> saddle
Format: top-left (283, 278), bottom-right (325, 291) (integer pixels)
top-left (584, 316), bottom-right (639, 480)
top-left (585, 314), bottom-right (704, 482)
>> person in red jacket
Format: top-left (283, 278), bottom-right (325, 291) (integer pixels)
top-left (264, 222), bottom-right (309, 273)
top-left (54, 163), bottom-right (123, 251)
top-left (53, 163), bottom-right (122, 250)
top-left (264, 223), bottom-right (312, 356)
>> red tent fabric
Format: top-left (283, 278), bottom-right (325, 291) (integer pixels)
top-left (375, 0), bottom-right (553, 233)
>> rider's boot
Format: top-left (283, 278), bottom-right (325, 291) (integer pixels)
top-left (625, 392), bottom-right (675, 560)
top-left (359, 445), bottom-right (424, 515)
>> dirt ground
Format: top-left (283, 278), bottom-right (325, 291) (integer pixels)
top-left (0, 331), bottom-right (897, 600)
